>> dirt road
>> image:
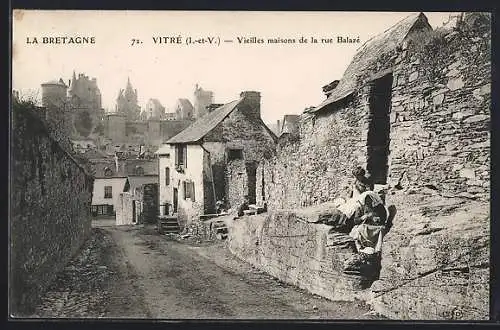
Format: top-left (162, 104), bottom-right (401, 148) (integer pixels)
top-left (36, 220), bottom-right (376, 319)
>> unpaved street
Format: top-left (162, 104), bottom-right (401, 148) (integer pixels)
top-left (35, 220), bottom-right (375, 319)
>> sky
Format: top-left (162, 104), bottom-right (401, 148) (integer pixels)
top-left (12, 11), bottom-right (455, 124)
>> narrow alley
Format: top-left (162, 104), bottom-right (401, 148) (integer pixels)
top-left (33, 219), bottom-right (377, 319)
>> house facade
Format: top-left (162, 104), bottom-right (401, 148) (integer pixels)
top-left (115, 175), bottom-right (158, 225)
top-left (91, 176), bottom-right (128, 216)
top-left (90, 155), bottom-right (159, 216)
top-left (156, 91), bottom-right (277, 228)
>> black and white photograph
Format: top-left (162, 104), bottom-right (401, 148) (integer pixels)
top-left (10, 10), bottom-right (491, 320)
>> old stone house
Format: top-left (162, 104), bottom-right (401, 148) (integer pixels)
top-left (143, 98), bottom-right (165, 120)
top-left (174, 98), bottom-right (195, 120)
top-left (115, 175), bottom-right (159, 225)
top-left (90, 155), bottom-right (158, 216)
top-left (258, 12), bottom-right (490, 209)
top-left (238, 12), bottom-right (490, 320)
top-left (156, 91), bottom-right (277, 228)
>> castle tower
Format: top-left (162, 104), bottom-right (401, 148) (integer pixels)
top-left (67, 71), bottom-right (104, 138)
top-left (41, 78), bottom-right (71, 136)
top-left (116, 77), bottom-right (141, 121)
top-left (193, 84), bottom-right (214, 119)
top-left (144, 98), bottom-right (165, 120)
top-left (174, 98), bottom-right (194, 120)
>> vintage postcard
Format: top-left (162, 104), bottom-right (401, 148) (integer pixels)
top-left (10, 10), bottom-right (491, 320)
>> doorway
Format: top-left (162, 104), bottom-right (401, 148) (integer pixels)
top-left (132, 202), bottom-right (136, 223)
top-left (246, 162), bottom-right (257, 204)
top-left (366, 73), bottom-right (393, 185)
top-left (173, 188), bottom-right (178, 213)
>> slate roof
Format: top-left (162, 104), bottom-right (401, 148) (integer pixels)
top-left (126, 175), bottom-right (158, 193)
top-left (310, 12), bottom-right (431, 113)
top-left (80, 149), bottom-right (110, 160)
top-left (41, 79), bottom-right (67, 86)
top-left (155, 144), bottom-right (171, 155)
top-left (166, 99), bottom-right (241, 144)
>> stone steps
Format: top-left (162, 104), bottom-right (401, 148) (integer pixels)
top-left (157, 216), bottom-right (180, 234)
top-left (211, 220), bottom-right (228, 239)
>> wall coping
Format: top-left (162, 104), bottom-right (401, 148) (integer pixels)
top-left (13, 102), bottom-right (94, 179)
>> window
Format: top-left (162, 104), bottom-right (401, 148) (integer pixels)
top-left (104, 186), bottom-right (113, 199)
top-left (183, 181), bottom-right (195, 202)
top-left (104, 167), bottom-right (113, 177)
top-left (175, 144), bottom-right (187, 169)
top-left (228, 148), bottom-right (243, 160)
top-left (165, 167), bottom-right (170, 186)
top-left (134, 166), bottom-right (145, 176)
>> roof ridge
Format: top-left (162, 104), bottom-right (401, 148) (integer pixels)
top-left (311, 12), bottom-right (430, 114)
top-left (166, 98), bottom-right (242, 144)
top-left (355, 12), bottom-right (422, 54)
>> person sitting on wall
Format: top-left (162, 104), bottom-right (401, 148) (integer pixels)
top-left (235, 195), bottom-right (250, 218)
top-left (310, 167), bottom-right (374, 233)
top-left (351, 166), bottom-right (374, 198)
top-left (216, 198), bottom-right (228, 215)
top-left (261, 202), bottom-right (268, 213)
top-left (343, 191), bottom-right (396, 278)
top-left (349, 191), bottom-right (388, 253)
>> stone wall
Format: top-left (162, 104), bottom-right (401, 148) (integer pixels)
top-left (369, 192), bottom-right (489, 320)
top-left (228, 194), bottom-right (489, 320)
top-left (212, 106), bottom-right (276, 162)
top-left (228, 210), bottom-right (372, 302)
top-left (116, 192), bottom-right (134, 225)
top-left (259, 15), bottom-right (490, 210)
top-left (226, 160), bottom-right (247, 209)
top-left (387, 19), bottom-right (491, 200)
top-left (10, 102), bottom-right (94, 315)
top-left (142, 183), bottom-right (158, 224)
top-left (236, 14), bottom-right (490, 320)
top-left (226, 159), bottom-right (260, 209)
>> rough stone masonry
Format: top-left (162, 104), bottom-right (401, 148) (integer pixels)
top-left (10, 101), bottom-right (94, 316)
top-left (230, 13), bottom-right (490, 320)
top-left (256, 13), bottom-right (490, 210)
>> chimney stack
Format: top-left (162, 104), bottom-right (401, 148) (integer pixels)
top-left (239, 91), bottom-right (261, 119)
top-left (277, 120), bottom-right (281, 135)
top-left (114, 153), bottom-right (119, 173)
top-left (322, 80), bottom-right (340, 96)
top-left (206, 103), bottom-right (224, 113)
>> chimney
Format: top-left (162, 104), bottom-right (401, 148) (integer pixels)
top-left (322, 80), bottom-right (339, 96)
top-left (114, 153), bottom-right (119, 172)
top-left (206, 103), bottom-right (224, 113)
top-left (239, 91), bottom-right (261, 119)
top-left (277, 120), bottom-right (281, 134)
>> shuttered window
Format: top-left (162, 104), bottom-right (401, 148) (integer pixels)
top-left (175, 145), bottom-right (187, 168)
top-left (190, 181), bottom-right (195, 202)
top-left (165, 167), bottom-right (170, 186)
